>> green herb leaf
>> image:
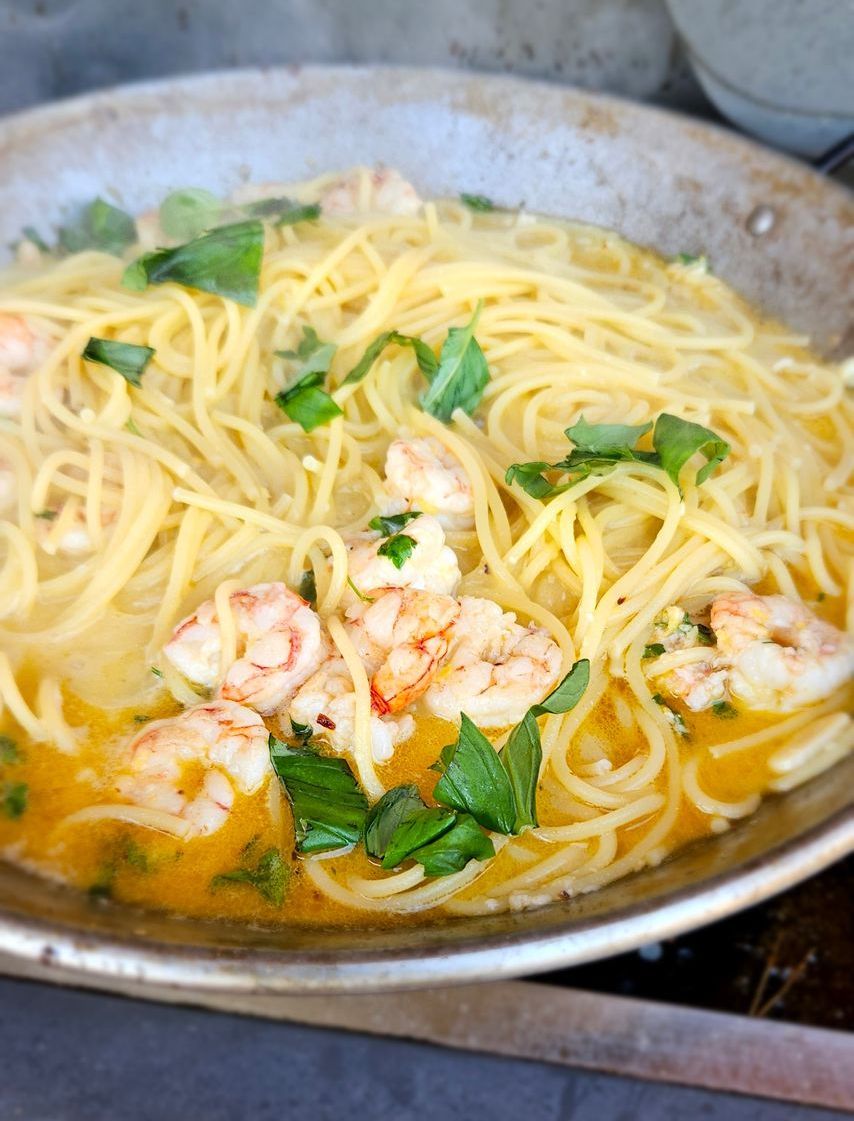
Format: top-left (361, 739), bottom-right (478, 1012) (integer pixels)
top-left (366, 786), bottom-right (457, 870)
top-left (499, 661), bottom-right (590, 831)
top-left (1, 782), bottom-right (27, 819)
top-left (132, 714), bottom-right (152, 724)
top-left (529, 660), bottom-right (590, 719)
top-left (298, 568), bottom-right (317, 608)
top-left (274, 326), bottom-right (342, 431)
top-left (695, 622), bottom-right (716, 647)
top-left (506, 412), bottom-right (728, 501)
top-left (410, 813), bottom-right (495, 877)
top-left (82, 337), bottom-right (155, 387)
top-left (211, 848), bottom-right (289, 906)
top-left (652, 693), bottom-right (689, 736)
top-left (159, 188), bottom-right (223, 240)
top-left (274, 374), bottom-right (342, 431)
top-left (150, 666), bottom-right (164, 678)
top-left (364, 784), bottom-right (424, 860)
top-left (433, 714), bottom-right (515, 834)
top-left (269, 200), bottom-right (321, 226)
top-left (565, 416), bottom-right (653, 456)
top-left (460, 193), bottom-right (495, 212)
top-left (504, 460), bottom-right (568, 500)
top-left (289, 718), bottom-right (314, 743)
top-left (368, 511), bottom-right (422, 536)
top-left (711, 700), bottom-right (739, 719)
top-left (420, 301), bottom-right (490, 422)
top-left (59, 198), bottom-right (137, 256)
top-left (643, 643), bottom-right (666, 659)
top-left (376, 533), bottom-right (417, 570)
top-left (34, 509), bottom-right (57, 520)
top-left (346, 577), bottom-right (374, 603)
top-left (343, 329), bottom-right (438, 387)
top-left (21, 225), bottom-right (50, 253)
top-left (123, 839), bottom-right (150, 871)
top-left (674, 252), bottom-right (710, 271)
top-left (269, 736), bottom-right (368, 853)
top-left (652, 413), bottom-right (730, 488)
top-left (277, 325), bottom-right (337, 376)
top-left (123, 219), bottom-right (264, 307)
top-left (0, 735), bottom-right (19, 765)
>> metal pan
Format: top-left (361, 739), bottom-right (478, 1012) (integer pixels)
top-left (0, 66), bottom-right (851, 993)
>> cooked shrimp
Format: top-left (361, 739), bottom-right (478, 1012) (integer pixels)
top-left (343, 513), bottom-right (461, 607)
top-left (346, 587), bottom-right (460, 715)
top-left (650, 592), bottom-right (854, 713)
top-left (424, 596), bottom-right (562, 727)
top-left (0, 314), bottom-right (49, 418)
top-left (288, 655), bottom-right (415, 763)
top-left (384, 436), bottom-right (475, 530)
top-left (163, 582), bottom-right (327, 715)
top-left (320, 167), bottom-right (422, 217)
top-left (115, 700), bottom-right (269, 837)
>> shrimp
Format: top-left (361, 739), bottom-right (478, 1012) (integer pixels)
top-left (346, 587), bottom-right (460, 715)
top-left (288, 655), bottom-right (415, 763)
top-left (384, 436), bottom-right (475, 530)
top-left (0, 314), bottom-right (50, 418)
top-left (344, 513), bottom-right (461, 606)
top-left (115, 700), bottom-right (269, 837)
top-left (163, 582), bottom-right (327, 715)
top-left (320, 167), bottom-right (422, 217)
top-left (650, 592), bottom-right (854, 713)
top-left (424, 596), bottom-right (562, 727)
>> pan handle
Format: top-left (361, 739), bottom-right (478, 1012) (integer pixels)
top-left (812, 133), bottom-right (854, 176)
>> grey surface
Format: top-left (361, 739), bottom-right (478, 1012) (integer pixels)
top-left (5, 977), bottom-right (850, 1121)
top-left (0, 0), bottom-right (709, 118)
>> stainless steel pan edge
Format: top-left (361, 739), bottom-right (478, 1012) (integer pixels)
top-left (0, 66), bottom-right (851, 992)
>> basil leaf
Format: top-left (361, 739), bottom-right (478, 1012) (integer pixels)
top-left (124, 840), bottom-right (149, 872)
top-left (240, 197), bottom-right (321, 225)
top-left (499, 661), bottom-right (590, 831)
top-left (298, 568), bottom-right (317, 608)
top-left (410, 813), bottom-right (495, 877)
top-left (652, 413), bottom-right (730, 488)
top-left (343, 329), bottom-right (438, 387)
top-left (364, 784), bottom-right (424, 860)
top-left (159, 188), bottom-right (223, 240)
top-left (498, 711), bottom-right (541, 832)
top-left (565, 416), bottom-right (652, 456)
top-left (1, 782), bottom-right (27, 819)
top-left (123, 220), bottom-right (264, 307)
top-left (365, 785), bottom-right (456, 870)
top-left (367, 511), bottom-right (422, 536)
top-left (0, 735), bottom-right (20, 765)
top-left (21, 226), bottom-right (50, 253)
top-left (652, 693), bottom-right (689, 737)
top-left (277, 325), bottom-right (337, 377)
top-left (274, 372), bottom-right (342, 432)
top-left (289, 719), bottom-right (314, 743)
top-left (696, 623), bottom-right (716, 647)
top-left (420, 301), bottom-right (490, 422)
top-left (346, 577), bottom-right (374, 604)
top-left (530, 660), bottom-right (590, 718)
top-left (376, 533), bottom-right (417, 570)
top-left (269, 736), bottom-right (368, 853)
top-left (504, 461), bottom-right (568, 500)
top-left (271, 200), bottom-right (321, 226)
top-left (59, 198), bottom-right (137, 256)
top-left (643, 643), bottom-right (666, 659)
top-left (712, 700), bottom-right (738, 719)
top-left (82, 337), bottom-right (155, 387)
top-left (460, 193), bottom-right (494, 212)
top-left (211, 848), bottom-right (289, 906)
top-left (433, 714), bottom-right (515, 834)
top-left (674, 252), bottom-right (710, 271)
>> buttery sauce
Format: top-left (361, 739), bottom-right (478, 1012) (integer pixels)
top-left (0, 662), bottom-right (826, 929)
